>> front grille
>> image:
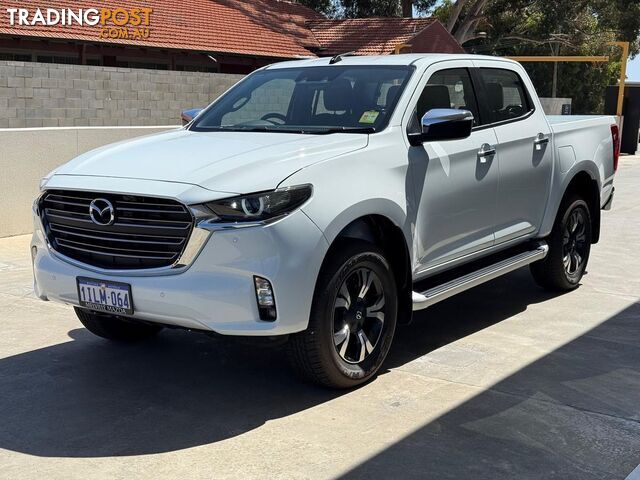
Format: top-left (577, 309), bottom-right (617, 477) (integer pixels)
top-left (40, 190), bottom-right (194, 270)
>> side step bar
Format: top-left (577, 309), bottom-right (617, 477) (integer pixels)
top-left (412, 243), bottom-right (549, 311)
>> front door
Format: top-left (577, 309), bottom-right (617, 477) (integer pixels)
top-left (407, 64), bottom-right (499, 275)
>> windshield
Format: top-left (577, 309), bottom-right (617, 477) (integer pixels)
top-left (190, 65), bottom-right (414, 134)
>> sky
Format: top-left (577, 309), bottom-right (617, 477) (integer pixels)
top-left (627, 55), bottom-right (640, 81)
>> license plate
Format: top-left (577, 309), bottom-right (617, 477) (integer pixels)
top-left (77, 277), bottom-right (133, 315)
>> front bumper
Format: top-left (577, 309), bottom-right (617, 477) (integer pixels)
top-left (32, 209), bottom-right (329, 336)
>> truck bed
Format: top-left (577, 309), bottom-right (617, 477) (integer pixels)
top-left (546, 114), bottom-right (616, 132)
top-left (546, 114), bottom-right (616, 209)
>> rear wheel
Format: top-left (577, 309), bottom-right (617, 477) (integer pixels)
top-left (530, 195), bottom-right (592, 291)
top-left (74, 307), bottom-right (162, 342)
top-left (288, 241), bottom-right (397, 388)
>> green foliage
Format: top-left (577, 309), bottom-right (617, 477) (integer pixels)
top-left (297, 0), bottom-right (438, 18)
top-left (412, 0), bottom-right (441, 15)
top-left (296, 0), bottom-right (337, 16)
top-left (525, 61), bottom-right (618, 114)
top-left (340, 0), bottom-right (401, 17)
top-left (431, 0), bottom-right (453, 24)
top-left (461, 0), bottom-right (640, 114)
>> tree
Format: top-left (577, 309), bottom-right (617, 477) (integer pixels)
top-left (296, 0), bottom-right (438, 18)
top-left (453, 0), bottom-right (640, 113)
top-left (340, 0), bottom-right (401, 17)
top-left (431, 0), bottom-right (501, 44)
top-left (295, 0), bottom-right (337, 16)
top-left (438, 0), bottom-right (640, 49)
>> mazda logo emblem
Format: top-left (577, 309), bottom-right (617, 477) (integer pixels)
top-left (89, 198), bottom-right (115, 226)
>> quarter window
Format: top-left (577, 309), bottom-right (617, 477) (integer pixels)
top-left (478, 68), bottom-right (532, 123)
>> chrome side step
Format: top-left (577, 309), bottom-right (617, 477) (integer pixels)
top-left (412, 243), bottom-right (549, 311)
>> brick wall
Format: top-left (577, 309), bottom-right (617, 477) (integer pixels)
top-left (0, 61), bottom-right (244, 128)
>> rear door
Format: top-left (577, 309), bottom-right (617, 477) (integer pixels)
top-left (472, 61), bottom-right (553, 243)
top-left (406, 61), bottom-right (499, 274)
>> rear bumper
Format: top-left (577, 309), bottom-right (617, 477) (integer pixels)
top-left (32, 209), bottom-right (329, 336)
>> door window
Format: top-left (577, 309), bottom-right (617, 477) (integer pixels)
top-left (478, 68), bottom-right (532, 123)
top-left (412, 68), bottom-right (481, 127)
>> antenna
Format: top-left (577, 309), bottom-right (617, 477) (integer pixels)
top-left (329, 51), bottom-right (356, 64)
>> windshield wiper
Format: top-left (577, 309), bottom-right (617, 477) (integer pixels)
top-left (237, 126), bottom-right (376, 134)
top-left (238, 126), bottom-right (312, 134)
top-left (206, 126), bottom-right (314, 134)
top-left (198, 125), bottom-right (375, 134)
top-left (310, 126), bottom-right (376, 135)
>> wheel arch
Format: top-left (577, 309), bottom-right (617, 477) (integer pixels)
top-left (319, 214), bottom-right (413, 325)
top-left (561, 170), bottom-right (601, 243)
top-left (542, 165), bottom-right (601, 244)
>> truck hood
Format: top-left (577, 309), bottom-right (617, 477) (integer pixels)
top-left (54, 129), bottom-right (368, 194)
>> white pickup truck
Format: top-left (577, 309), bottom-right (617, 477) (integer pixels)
top-left (32, 54), bottom-right (618, 388)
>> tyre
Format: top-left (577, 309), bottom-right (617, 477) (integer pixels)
top-left (74, 307), bottom-right (162, 342)
top-left (288, 240), bottom-right (398, 388)
top-left (530, 195), bottom-right (592, 291)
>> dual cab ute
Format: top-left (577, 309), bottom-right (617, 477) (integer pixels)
top-left (32, 54), bottom-right (618, 388)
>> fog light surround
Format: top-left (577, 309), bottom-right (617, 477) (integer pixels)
top-left (254, 276), bottom-right (277, 321)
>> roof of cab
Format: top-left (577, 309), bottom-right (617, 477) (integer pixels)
top-left (265, 53), bottom-right (519, 69)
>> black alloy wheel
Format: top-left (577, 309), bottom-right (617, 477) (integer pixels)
top-left (288, 240), bottom-right (398, 388)
top-left (332, 267), bottom-right (386, 364)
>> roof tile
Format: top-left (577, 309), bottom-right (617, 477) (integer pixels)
top-left (0, 0), bottom-right (321, 58)
top-left (0, 2), bottom-right (462, 59)
top-left (308, 17), bottom-right (437, 55)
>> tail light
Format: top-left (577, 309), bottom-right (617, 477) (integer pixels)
top-left (610, 124), bottom-right (620, 172)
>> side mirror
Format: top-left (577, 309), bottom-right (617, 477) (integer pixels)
top-left (181, 108), bottom-right (203, 126)
top-left (408, 108), bottom-right (474, 146)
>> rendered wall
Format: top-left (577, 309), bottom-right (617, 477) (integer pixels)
top-left (0, 126), bottom-right (178, 237)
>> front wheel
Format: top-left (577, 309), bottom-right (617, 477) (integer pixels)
top-left (530, 195), bottom-right (592, 291)
top-left (288, 241), bottom-right (398, 388)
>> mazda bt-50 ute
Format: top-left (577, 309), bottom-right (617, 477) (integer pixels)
top-left (32, 54), bottom-right (618, 388)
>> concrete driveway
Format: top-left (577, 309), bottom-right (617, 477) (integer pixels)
top-left (0, 159), bottom-right (639, 480)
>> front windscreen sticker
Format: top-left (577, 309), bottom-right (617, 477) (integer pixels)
top-left (359, 110), bottom-right (380, 124)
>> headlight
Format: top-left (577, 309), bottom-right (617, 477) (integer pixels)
top-left (192, 184), bottom-right (312, 224)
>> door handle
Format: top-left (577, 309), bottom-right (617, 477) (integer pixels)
top-left (534, 133), bottom-right (550, 150)
top-left (477, 144), bottom-right (496, 163)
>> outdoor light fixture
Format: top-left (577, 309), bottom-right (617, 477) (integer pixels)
top-left (254, 276), bottom-right (276, 321)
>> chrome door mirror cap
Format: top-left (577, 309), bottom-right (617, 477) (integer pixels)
top-left (422, 108), bottom-right (474, 128)
top-left (409, 108), bottom-right (474, 145)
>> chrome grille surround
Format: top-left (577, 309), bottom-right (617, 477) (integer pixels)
top-left (40, 190), bottom-right (196, 270)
